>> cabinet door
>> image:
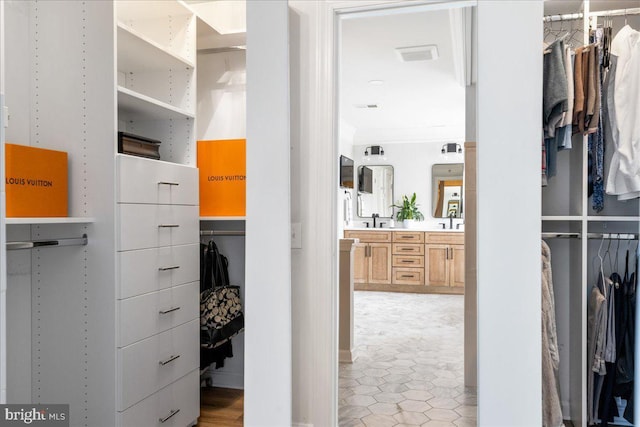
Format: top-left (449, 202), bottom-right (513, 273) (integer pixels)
top-left (352, 243), bottom-right (369, 284)
top-left (449, 244), bottom-right (465, 288)
top-left (425, 244), bottom-right (449, 287)
top-left (368, 243), bottom-right (392, 284)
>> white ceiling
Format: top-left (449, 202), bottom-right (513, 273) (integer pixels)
top-left (340, 9), bottom-right (466, 145)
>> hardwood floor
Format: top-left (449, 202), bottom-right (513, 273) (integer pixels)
top-left (197, 387), bottom-right (244, 427)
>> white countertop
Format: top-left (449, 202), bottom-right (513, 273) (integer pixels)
top-left (345, 225), bottom-right (464, 232)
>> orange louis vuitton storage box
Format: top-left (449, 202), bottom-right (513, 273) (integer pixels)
top-left (197, 139), bottom-right (245, 217)
top-left (5, 143), bottom-right (68, 217)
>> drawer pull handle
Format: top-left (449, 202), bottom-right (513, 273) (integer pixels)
top-left (159, 354), bottom-right (181, 366)
top-left (159, 265), bottom-right (180, 271)
top-left (158, 181), bottom-right (180, 186)
top-left (158, 224), bottom-right (180, 228)
top-left (401, 275), bottom-right (414, 278)
top-left (400, 248), bottom-right (412, 251)
top-left (159, 306), bottom-right (181, 315)
top-left (401, 236), bottom-right (413, 239)
top-left (401, 260), bottom-right (414, 263)
top-left (159, 409), bottom-right (180, 423)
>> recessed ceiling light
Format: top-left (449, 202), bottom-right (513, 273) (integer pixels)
top-left (368, 80), bottom-right (384, 85)
top-left (396, 45), bottom-right (439, 62)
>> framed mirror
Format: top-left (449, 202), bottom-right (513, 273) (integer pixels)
top-left (357, 165), bottom-right (394, 217)
top-left (432, 163), bottom-right (463, 218)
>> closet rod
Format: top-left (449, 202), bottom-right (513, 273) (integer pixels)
top-left (589, 7), bottom-right (640, 18)
top-left (587, 233), bottom-right (638, 240)
top-left (7, 234), bottom-right (88, 251)
top-left (542, 233), bottom-right (639, 240)
top-left (542, 232), bottom-right (581, 239)
top-left (543, 7), bottom-right (640, 22)
top-left (200, 230), bottom-right (245, 237)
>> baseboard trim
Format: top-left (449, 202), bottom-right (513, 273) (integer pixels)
top-left (339, 349), bottom-right (357, 363)
top-left (208, 371), bottom-right (244, 389)
top-left (292, 423), bottom-right (314, 427)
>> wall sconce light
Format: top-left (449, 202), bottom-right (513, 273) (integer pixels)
top-left (363, 145), bottom-right (386, 161)
top-left (441, 143), bottom-right (462, 154)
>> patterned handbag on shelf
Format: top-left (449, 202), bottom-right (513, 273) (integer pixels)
top-left (200, 240), bottom-right (244, 349)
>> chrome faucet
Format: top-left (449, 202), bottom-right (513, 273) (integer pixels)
top-left (372, 213), bottom-right (379, 228)
top-left (449, 213), bottom-right (454, 229)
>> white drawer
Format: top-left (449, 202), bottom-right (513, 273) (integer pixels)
top-left (118, 204), bottom-right (199, 251)
top-left (118, 369), bottom-right (199, 427)
top-left (117, 154), bottom-right (198, 205)
top-left (118, 281), bottom-right (199, 347)
top-left (118, 244), bottom-right (199, 299)
top-left (118, 319), bottom-right (199, 411)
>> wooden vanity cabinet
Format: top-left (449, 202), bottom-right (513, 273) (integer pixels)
top-left (425, 232), bottom-right (465, 289)
top-left (344, 230), bottom-right (464, 293)
top-left (344, 231), bottom-right (392, 285)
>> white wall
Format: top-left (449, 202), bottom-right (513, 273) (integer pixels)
top-left (246, 1), bottom-right (292, 425)
top-left (476, 1), bottom-right (542, 425)
top-left (197, 50), bottom-right (246, 140)
top-left (352, 141), bottom-right (464, 227)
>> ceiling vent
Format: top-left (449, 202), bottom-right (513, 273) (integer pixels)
top-left (396, 45), bottom-right (439, 62)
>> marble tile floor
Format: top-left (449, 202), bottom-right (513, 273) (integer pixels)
top-left (339, 291), bottom-right (476, 427)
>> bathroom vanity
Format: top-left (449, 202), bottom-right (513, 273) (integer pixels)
top-left (343, 229), bottom-right (464, 294)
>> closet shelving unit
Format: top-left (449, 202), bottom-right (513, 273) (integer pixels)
top-left (542, 2), bottom-right (640, 426)
top-left (2, 1), bottom-right (203, 426)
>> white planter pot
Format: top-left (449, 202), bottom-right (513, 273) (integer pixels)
top-left (403, 219), bottom-right (419, 229)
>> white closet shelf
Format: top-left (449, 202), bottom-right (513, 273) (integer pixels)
top-left (587, 216), bottom-right (640, 222)
top-left (200, 216), bottom-right (246, 221)
top-left (6, 217), bottom-right (96, 225)
top-left (541, 216), bottom-right (583, 221)
top-left (118, 24), bottom-right (195, 72)
top-left (118, 86), bottom-right (195, 121)
top-left (117, 1), bottom-right (193, 23)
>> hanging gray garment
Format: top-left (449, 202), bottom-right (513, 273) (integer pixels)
top-left (587, 277), bottom-right (608, 425)
top-left (541, 241), bottom-right (563, 427)
top-left (604, 278), bottom-right (617, 363)
top-left (544, 40), bottom-right (568, 138)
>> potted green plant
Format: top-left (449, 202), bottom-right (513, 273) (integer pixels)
top-left (392, 193), bottom-right (424, 229)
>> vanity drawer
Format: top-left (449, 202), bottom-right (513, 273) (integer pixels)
top-left (118, 369), bottom-right (199, 427)
top-left (392, 255), bottom-right (424, 268)
top-left (344, 231), bottom-right (392, 243)
top-left (425, 232), bottom-right (464, 245)
top-left (118, 281), bottom-right (199, 347)
top-left (117, 154), bottom-right (198, 206)
top-left (118, 244), bottom-right (199, 299)
top-left (117, 319), bottom-right (199, 411)
top-left (392, 243), bottom-right (425, 255)
top-left (393, 231), bottom-right (424, 243)
top-left (118, 204), bottom-right (199, 251)
top-left (392, 267), bottom-right (425, 286)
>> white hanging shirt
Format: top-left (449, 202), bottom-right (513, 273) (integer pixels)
top-left (605, 25), bottom-right (640, 200)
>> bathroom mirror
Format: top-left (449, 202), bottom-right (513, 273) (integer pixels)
top-left (432, 163), bottom-right (464, 218)
top-left (357, 165), bottom-right (394, 218)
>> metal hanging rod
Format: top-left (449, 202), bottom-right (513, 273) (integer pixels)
top-left (7, 234), bottom-right (88, 251)
top-left (200, 230), bottom-right (245, 237)
top-left (542, 232), bottom-right (581, 239)
top-left (543, 7), bottom-right (640, 23)
top-left (542, 232), bottom-right (638, 240)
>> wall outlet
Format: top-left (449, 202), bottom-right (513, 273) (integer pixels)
top-left (291, 222), bottom-right (302, 249)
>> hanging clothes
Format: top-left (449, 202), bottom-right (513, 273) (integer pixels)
top-left (541, 240), bottom-right (563, 427)
top-left (588, 273), bottom-right (610, 425)
top-left (605, 25), bottom-right (640, 200)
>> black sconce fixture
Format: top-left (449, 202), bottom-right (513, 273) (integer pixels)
top-left (363, 145), bottom-right (386, 161)
top-left (441, 143), bottom-right (463, 154)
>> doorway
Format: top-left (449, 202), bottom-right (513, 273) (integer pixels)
top-left (335, 3), bottom-right (476, 426)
